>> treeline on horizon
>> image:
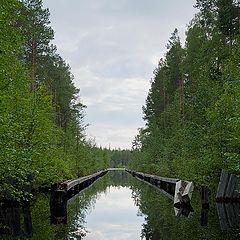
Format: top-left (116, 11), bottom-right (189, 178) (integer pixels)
top-left (0, 0), bottom-right (122, 201)
top-left (129, 0), bottom-right (240, 188)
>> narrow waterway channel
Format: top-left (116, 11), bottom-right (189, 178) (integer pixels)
top-left (1, 171), bottom-right (239, 239)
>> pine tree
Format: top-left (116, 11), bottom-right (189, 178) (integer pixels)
top-left (20, 0), bottom-right (54, 90)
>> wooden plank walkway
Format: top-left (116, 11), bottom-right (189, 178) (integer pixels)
top-left (52, 170), bottom-right (108, 193)
top-left (126, 169), bottom-right (194, 208)
top-left (216, 170), bottom-right (240, 202)
top-left (126, 169), bottom-right (179, 183)
top-left (126, 169), bottom-right (179, 201)
top-left (50, 169), bottom-right (109, 224)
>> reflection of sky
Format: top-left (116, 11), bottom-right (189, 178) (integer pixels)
top-left (79, 186), bottom-right (144, 239)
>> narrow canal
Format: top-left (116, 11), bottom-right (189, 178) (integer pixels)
top-left (1, 171), bottom-right (239, 239)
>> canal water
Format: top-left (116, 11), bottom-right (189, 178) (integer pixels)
top-left (0, 171), bottom-right (240, 239)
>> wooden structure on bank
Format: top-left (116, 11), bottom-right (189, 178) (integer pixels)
top-left (215, 170), bottom-right (240, 230)
top-left (216, 202), bottom-right (240, 230)
top-left (126, 169), bottom-right (178, 200)
top-left (216, 170), bottom-right (240, 202)
top-left (52, 170), bottom-right (108, 193)
top-left (174, 180), bottom-right (194, 206)
top-left (126, 170), bottom-right (194, 205)
top-left (50, 170), bottom-right (108, 224)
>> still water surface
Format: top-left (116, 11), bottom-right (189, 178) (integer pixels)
top-left (79, 187), bottom-right (143, 240)
top-left (1, 171), bottom-right (240, 239)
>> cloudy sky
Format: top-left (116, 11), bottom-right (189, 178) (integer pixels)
top-left (43, 0), bottom-right (198, 149)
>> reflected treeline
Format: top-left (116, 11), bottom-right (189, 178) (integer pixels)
top-left (108, 171), bottom-right (131, 188)
top-left (1, 172), bottom-right (240, 239)
top-left (129, 178), bottom-right (240, 240)
top-left (0, 172), bottom-right (131, 239)
top-left (53, 171), bottom-right (133, 239)
top-left (0, 201), bottom-right (32, 238)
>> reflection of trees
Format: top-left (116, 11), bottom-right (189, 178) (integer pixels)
top-left (66, 171), bottom-right (132, 239)
top-left (4, 172), bottom-right (239, 239)
top-left (130, 179), bottom-right (240, 240)
top-left (66, 176), bottom-right (110, 240)
top-left (109, 171), bottom-right (131, 187)
top-left (1, 172), bottom-right (131, 239)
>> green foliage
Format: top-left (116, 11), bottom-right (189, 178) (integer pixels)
top-left (110, 149), bottom-right (131, 167)
top-left (0, 0), bottom-right (111, 201)
top-left (131, 178), bottom-right (239, 240)
top-left (130, 0), bottom-right (240, 187)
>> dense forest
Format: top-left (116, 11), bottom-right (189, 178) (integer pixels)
top-left (0, 0), bottom-right (114, 201)
top-left (2, 0), bottom-right (240, 201)
top-left (129, 0), bottom-right (240, 188)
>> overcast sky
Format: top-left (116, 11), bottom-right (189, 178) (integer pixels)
top-left (43, 0), bottom-right (198, 149)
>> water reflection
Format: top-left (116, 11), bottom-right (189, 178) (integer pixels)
top-left (216, 203), bottom-right (240, 230)
top-left (79, 187), bottom-right (144, 240)
top-left (0, 171), bottom-right (240, 239)
top-left (130, 178), bottom-right (240, 240)
top-left (0, 202), bottom-right (32, 237)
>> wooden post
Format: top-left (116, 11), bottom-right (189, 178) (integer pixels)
top-left (201, 207), bottom-right (209, 226)
top-left (225, 203), bottom-right (236, 227)
top-left (216, 203), bottom-right (228, 231)
top-left (216, 170), bottom-right (231, 201)
top-left (233, 203), bottom-right (240, 225)
top-left (217, 203), bottom-right (240, 230)
top-left (22, 202), bottom-right (33, 237)
top-left (3, 205), bottom-right (21, 236)
top-left (225, 174), bottom-right (237, 199)
top-left (50, 191), bottom-right (67, 224)
top-left (216, 170), bottom-right (240, 201)
top-left (201, 186), bottom-right (209, 208)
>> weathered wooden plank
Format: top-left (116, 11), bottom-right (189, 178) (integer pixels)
top-left (174, 180), bottom-right (184, 206)
top-left (65, 176), bottom-right (90, 191)
top-left (216, 170), bottom-right (231, 200)
top-left (158, 188), bottom-right (174, 201)
top-left (216, 203), bottom-right (228, 231)
top-left (225, 203), bottom-right (237, 227)
top-left (225, 174), bottom-right (237, 199)
top-left (135, 176), bottom-right (174, 201)
top-left (233, 203), bottom-right (240, 225)
top-left (182, 181), bottom-right (194, 203)
top-left (174, 180), bottom-right (194, 206)
top-left (127, 170), bottom-right (194, 205)
top-left (128, 171), bottom-right (177, 201)
top-left (201, 186), bottom-right (209, 208)
top-left (140, 173), bottom-right (179, 184)
top-left (67, 174), bottom-right (105, 204)
top-left (55, 170), bottom-right (108, 192)
top-left (200, 207), bottom-right (209, 226)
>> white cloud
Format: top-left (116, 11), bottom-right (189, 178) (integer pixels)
top-left (43, 0), bottom-right (198, 149)
top-left (86, 124), bottom-right (139, 149)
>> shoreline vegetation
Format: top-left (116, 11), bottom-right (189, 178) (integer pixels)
top-left (129, 0), bottom-right (240, 189)
top-left (0, 0), bottom-right (126, 201)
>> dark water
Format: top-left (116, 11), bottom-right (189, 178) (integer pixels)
top-left (1, 171), bottom-right (240, 240)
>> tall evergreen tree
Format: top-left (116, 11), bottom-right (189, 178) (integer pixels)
top-left (20, 0), bottom-right (54, 90)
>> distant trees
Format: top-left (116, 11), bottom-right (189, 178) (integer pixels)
top-left (111, 150), bottom-right (131, 167)
top-left (129, 0), bottom-right (240, 187)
